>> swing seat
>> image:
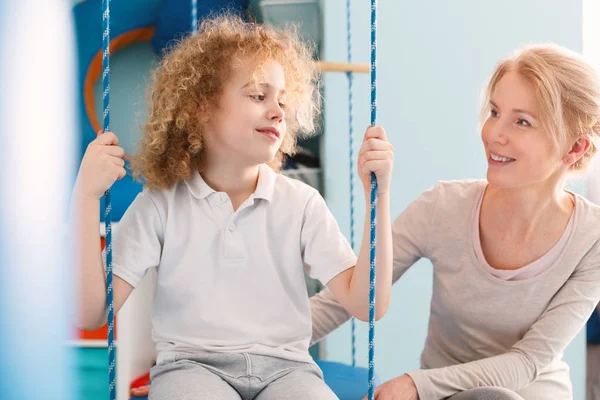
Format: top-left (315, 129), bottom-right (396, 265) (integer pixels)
top-left (315, 360), bottom-right (381, 400)
top-left (129, 360), bottom-right (379, 400)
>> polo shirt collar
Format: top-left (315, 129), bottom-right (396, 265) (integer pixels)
top-left (184, 164), bottom-right (277, 203)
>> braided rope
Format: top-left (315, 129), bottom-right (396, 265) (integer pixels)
top-left (346, 0), bottom-right (357, 369)
top-left (191, 0), bottom-right (198, 34)
top-left (368, 0), bottom-right (378, 399)
top-left (101, 1), bottom-right (115, 399)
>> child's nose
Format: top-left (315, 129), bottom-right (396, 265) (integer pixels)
top-left (267, 103), bottom-right (284, 121)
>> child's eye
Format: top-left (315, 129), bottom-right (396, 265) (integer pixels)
top-left (279, 102), bottom-right (287, 110)
top-left (490, 109), bottom-right (499, 118)
top-left (517, 118), bottom-right (531, 127)
top-left (250, 94), bottom-right (266, 101)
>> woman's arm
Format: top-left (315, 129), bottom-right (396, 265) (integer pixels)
top-left (407, 242), bottom-right (600, 399)
top-left (310, 183), bottom-right (441, 342)
top-left (310, 288), bottom-right (353, 345)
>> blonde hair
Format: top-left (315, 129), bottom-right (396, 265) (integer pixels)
top-left (132, 13), bottom-right (320, 189)
top-left (481, 43), bottom-right (600, 171)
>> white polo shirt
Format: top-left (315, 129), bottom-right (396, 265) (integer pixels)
top-left (112, 164), bottom-right (356, 364)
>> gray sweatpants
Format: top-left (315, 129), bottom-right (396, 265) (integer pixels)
top-left (149, 352), bottom-right (338, 400)
top-left (449, 387), bottom-right (524, 400)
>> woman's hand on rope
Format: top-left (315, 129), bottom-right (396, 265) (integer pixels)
top-left (364, 374), bottom-right (420, 400)
top-left (358, 125), bottom-right (394, 195)
top-left (74, 131), bottom-right (126, 200)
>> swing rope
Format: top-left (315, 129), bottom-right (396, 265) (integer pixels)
top-left (368, 1), bottom-right (378, 399)
top-left (346, 0), bottom-right (357, 369)
top-left (347, 1), bottom-right (378, 397)
top-left (101, 1), bottom-right (116, 400)
top-left (191, 0), bottom-right (198, 34)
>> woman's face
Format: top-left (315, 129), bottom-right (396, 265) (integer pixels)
top-left (481, 71), bottom-right (566, 189)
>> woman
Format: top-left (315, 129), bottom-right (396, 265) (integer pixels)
top-left (311, 43), bottom-right (600, 400)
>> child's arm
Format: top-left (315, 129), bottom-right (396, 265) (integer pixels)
top-left (71, 131), bottom-right (132, 330)
top-left (327, 126), bottom-right (394, 321)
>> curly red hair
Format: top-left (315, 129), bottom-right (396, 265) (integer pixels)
top-left (132, 13), bottom-right (320, 188)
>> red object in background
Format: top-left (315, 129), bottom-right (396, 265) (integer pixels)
top-left (131, 372), bottom-right (151, 390)
top-left (73, 236), bottom-right (117, 340)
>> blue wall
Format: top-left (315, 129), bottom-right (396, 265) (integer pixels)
top-left (320, 0), bottom-right (586, 398)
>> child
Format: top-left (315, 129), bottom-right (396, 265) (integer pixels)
top-left (72, 14), bottom-right (394, 400)
top-left (311, 43), bottom-right (600, 400)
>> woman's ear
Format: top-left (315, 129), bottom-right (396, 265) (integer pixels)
top-left (563, 134), bottom-right (591, 166)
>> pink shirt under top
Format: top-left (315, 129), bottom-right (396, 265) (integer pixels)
top-left (472, 189), bottom-right (576, 281)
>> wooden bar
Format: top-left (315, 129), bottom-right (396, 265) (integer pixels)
top-left (315, 61), bottom-right (370, 74)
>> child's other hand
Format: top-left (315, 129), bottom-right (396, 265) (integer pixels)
top-left (358, 126), bottom-right (394, 195)
top-left (74, 131), bottom-right (126, 200)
